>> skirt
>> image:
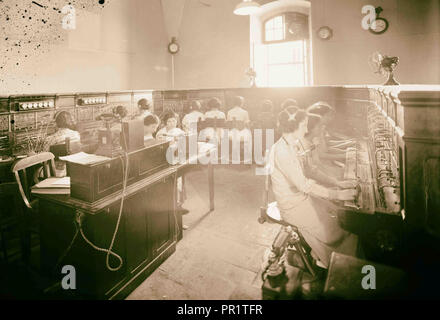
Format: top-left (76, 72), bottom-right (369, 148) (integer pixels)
top-left (280, 196), bottom-right (358, 268)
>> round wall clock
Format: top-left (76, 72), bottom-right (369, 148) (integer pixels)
top-left (317, 26), bottom-right (333, 40)
top-left (168, 37), bottom-right (180, 54)
top-left (369, 17), bottom-right (389, 34)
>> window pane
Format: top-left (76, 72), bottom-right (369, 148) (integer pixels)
top-left (266, 18), bottom-right (274, 30)
top-left (265, 30), bottom-right (274, 42)
top-left (291, 40), bottom-right (304, 63)
top-left (273, 28), bottom-right (284, 41)
top-left (267, 42), bottom-right (294, 64)
top-left (267, 41), bottom-right (304, 64)
top-left (265, 16), bottom-right (285, 42)
top-left (274, 16), bottom-right (283, 28)
top-left (268, 64), bottom-right (305, 87)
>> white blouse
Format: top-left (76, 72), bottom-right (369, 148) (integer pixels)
top-left (227, 107), bottom-right (249, 122)
top-left (205, 110), bottom-right (226, 120)
top-left (156, 127), bottom-right (185, 142)
top-left (182, 111), bottom-right (205, 133)
top-left (269, 137), bottom-right (330, 211)
top-left (49, 128), bottom-right (81, 145)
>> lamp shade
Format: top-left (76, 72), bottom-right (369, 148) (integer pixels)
top-left (233, 0), bottom-right (261, 15)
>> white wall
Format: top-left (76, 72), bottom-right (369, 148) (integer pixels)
top-left (173, 0), bottom-right (439, 88)
top-left (173, 0), bottom-right (250, 89)
top-left (0, 0), bottom-right (170, 95)
top-left (311, 0), bottom-right (440, 85)
top-left (1, 0), bottom-right (438, 95)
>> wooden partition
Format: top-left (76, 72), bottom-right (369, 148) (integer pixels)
top-left (0, 86), bottom-right (374, 157)
top-left (0, 90), bottom-right (153, 156)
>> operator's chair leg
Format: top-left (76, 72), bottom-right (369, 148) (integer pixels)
top-left (290, 230), bottom-right (317, 278)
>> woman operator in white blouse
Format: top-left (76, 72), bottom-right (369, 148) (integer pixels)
top-left (269, 107), bottom-right (359, 268)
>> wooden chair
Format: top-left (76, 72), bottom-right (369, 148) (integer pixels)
top-left (226, 119), bottom-right (247, 131)
top-left (0, 182), bottom-right (26, 264)
top-left (199, 118), bottom-right (227, 131)
top-left (11, 152), bottom-right (56, 210)
top-left (11, 152), bottom-right (56, 265)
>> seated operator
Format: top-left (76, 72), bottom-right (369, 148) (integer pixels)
top-left (227, 96), bottom-right (252, 145)
top-left (48, 111), bottom-right (81, 176)
top-left (143, 114), bottom-right (160, 144)
top-left (182, 100), bottom-right (205, 134)
top-left (269, 107), bottom-right (359, 268)
top-left (302, 113), bottom-right (357, 188)
top-left (307, 101), bottom-right (355, 149)
top-left (306, 102), bottom-right (347, 171)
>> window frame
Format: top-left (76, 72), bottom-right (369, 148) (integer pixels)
top-left (263, 15), bottom-right (286, 44)
top-left (265, 40), bottom-right (308, 87)
top-left (256, 12), bottom-right (312, 87)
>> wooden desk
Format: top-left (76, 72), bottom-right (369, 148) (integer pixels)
top-left (34, 146), bottom-right (215, 299)
top-left (36, 168), bottom-right (177, 299)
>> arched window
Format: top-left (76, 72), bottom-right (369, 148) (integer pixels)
top-left (265, 15), bottom-right (284, 42)
top-left (252, 8), bottom-right (312, 87)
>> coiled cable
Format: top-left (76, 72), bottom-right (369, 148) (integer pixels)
top-left (78, 130), bottom-right (130, 272)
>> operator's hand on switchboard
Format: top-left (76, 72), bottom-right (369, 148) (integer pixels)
top-left (335, 188), bottom-right (357, 201)
top-left (336, 180), bottom-right (357, 189)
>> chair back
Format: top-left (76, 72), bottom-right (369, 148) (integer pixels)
top-left (11, 152), bottom-right (56, 209)
top-left (226, 120), bottom-right (247, 131)
top-left (199, 118), bottom-right (227, 130)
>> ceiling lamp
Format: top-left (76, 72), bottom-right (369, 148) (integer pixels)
top-left (233, 0), bottom-right (261, 15)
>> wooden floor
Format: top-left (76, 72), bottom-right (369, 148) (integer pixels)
top-left (127, 165), bottom-right (280, 300)
top-left (0, 165), bottom-right (280, 300)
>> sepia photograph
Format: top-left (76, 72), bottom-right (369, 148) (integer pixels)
top-left (0, 0), bottom-right (439, 304)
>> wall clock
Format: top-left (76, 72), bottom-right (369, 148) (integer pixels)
top-left (317, 26), bottom-right (333, 40)
top-left (369, 7), bottom-right (389, 35)
top-left (369, 17), bottom-right (388, 34)
top-left (168, 37), bottom-right (180, 54)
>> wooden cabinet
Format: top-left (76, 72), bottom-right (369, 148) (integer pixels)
top-left (37, 171), bottom-right (177, 299)
top-left (68, 141), bottom-right (170, 203)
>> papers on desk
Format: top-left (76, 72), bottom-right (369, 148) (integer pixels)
top-left (48, 176), bottom-right (70, 186)
top-left (31, 177), bottom-right (71, 195)
top-left (59, 152), bottom-right (111, 165)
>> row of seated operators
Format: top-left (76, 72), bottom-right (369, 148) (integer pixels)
top-left (45, 95), bottom-right (355, 162)
top-left (138, 96), bottom-right (355, 154)
top-left (45, 95), bottom-right (356, 165)
top-left (139, 96), bottom-right (263, 144)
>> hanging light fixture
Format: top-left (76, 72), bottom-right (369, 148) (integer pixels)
top-left (233, 0), bottom-right (261, 15)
